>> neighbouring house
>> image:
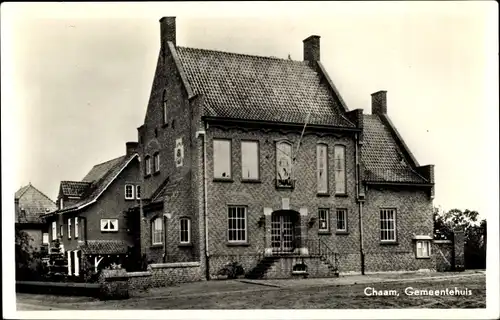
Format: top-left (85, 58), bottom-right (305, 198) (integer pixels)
top-left (42, 142), bottom-right (142, 276)
top-left (15, 183), bottom-right (57, 253)
top-left (132, 16), bottom-right (435, 280)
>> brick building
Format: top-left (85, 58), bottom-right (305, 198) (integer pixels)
top-left (43, 143), bottom-right (141, 275)
top-left (134, 16), bottom-right (435, 279)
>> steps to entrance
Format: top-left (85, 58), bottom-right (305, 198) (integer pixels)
top-left (245, 257), bottom-right (279, 279)
top-left (245, 255), bottom-right (339, 279)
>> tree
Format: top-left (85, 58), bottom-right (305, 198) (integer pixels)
top-left (15, 228), bottom-right (43, 280)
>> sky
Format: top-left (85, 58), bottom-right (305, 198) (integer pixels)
top-left (2, 1), bottom-right (498, 219)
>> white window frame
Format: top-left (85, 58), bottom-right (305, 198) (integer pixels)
top-left (154, 153), bottom-right (160, 173)
top-left (317, 143), bottom-right (329, 194)
top-left (136, 185), bottom-right (141, 200)
top-left (334, 145), bottom-right (346, 194)
top-left (213, 139), bottom-right (232, 179)
top-left (152, 217), bottom-right (163, 245)
top-left (416, 240), bottom-right (431, 258)
top-left (52, 221), bottom-right (57, 240)
top-left (68, 218), bottom-right (72, 239)
top-left (125, 184), bottom-right (134, 200)
top-left (380, 209), bottom-right (397, 242)
top-left (100, 219), bottom-right (119, 232)
top-left (336, 209), bottom-right (347, 232)
top-left (179, 218), bottom-right (191, 244)
top-left (241, 140), bottom-right (259, 180)
top-left (43, 233), bottom-right (49, 244)
top-left (74, 217), bottom-right (79, 238)
top-left (145, 155), bottom-right (152, 175)
top-left (227, 206), bottom-right (247, 243)
top-left (318, 208), bottom-right (329, 232)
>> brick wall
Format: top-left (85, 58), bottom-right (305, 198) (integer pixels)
top-left (147, 262), bottom-right (203, 287)
top-left (265, 256), bottom-right (336, 279)
top-left (434, 240), bottom-right (454, 272)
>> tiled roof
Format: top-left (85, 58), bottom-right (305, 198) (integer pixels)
top-left (15, 184), bottom-right (57, 223)
top-left (80, 240), bottom-right (130, 255)
top-left (57, 154), bottom-right (137, 213)
top-left (82, 156), bottom-right (125, 183)
top-left (176, 46), bottom-right (355, 127)
top-left (362, 115), bottom-right (428, 184)
top-left (60, 181), bottom-right (91, 197)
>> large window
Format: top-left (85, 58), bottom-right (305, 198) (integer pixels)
top-left (276, 141), bottom-right (293, 187)
top-left (100, 219), bottom-right (118, 232)
top-left (213, 139), bottom-right (231, 179)
top-left (179, 218), bottom-right (191, 244)
top-left (317, 144), bottom-right (328, 194)
top-left (152, 217), bottom-right (163, 245)
top-left (241, 141), bottom-right (259, 180)
top-left (416, 240), bottom-right (431, 258)
top-left (145, 155), bottom-right (152, 176)
top-left (318, 208), bottom-right (329, 232)
top-left (334, 145), bottom-right (346, 194)
top-left (228, 206), bottom-right (247, 242)
top-left (154, 153), bottom-right (160, 173)
top-left (380, 209), bottom-right (396, 242)
top-left (74, 217), bottom-right (79, 238)
top-left (336, 209), bottom-right (347, 232)
top-left (125, 184), bottom-right (134, 200)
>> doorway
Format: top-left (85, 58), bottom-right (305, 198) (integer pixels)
top-left (271, 210), bottom-right (299, 253)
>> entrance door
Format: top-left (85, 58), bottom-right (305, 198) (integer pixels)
top-left (271, 212), bottom-right (295, 253)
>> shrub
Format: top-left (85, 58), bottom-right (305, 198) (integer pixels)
top-left (218, 261), bottom-right (244, 279)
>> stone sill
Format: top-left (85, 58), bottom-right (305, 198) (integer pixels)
top-left (335, 194), bottom-right (349, 198)
top-left (241, 179), bottom-right (261, 184)
top-left (316, 193), bottom-right (330, 197)
top-left (416, 256), bottom-right (431, 259)
top-left (318, 231), bottom-right (331, 235)
top-left (150, 261), bottom-right (200, 269)
top-left (178, 243), bottom-right (193, 247)
top-left (126, 271), bottom-right (152, 278)
top-left (433, 239), bottom-right (452, 244)
top-left (213, 178), bottom-right (234, 183)
top-left (150, 244), bottom-right (163, 248)
top-left (226, 242), bottom-right (250, 247)
top-left (380, 241), bottom-right (399, 246)
top-left (336, 231), bottom-right (349, 235)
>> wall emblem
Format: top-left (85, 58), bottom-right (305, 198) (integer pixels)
top-left (175, 137), bottom-right (184, 167)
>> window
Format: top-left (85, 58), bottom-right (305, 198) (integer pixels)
top-left (154, 153), bottom-right (160, 173)
top-left (162, 90), bottom-right (168, 125)
top-left (145, 155), bottom-right (152, 175)
top-left (74, 217), bottom-right (79, 238)
top-left (317, 144), bottom-right (328, 194)
top-left (318, 208), bottom-right (329, 232)
top-left (152, 217), bottom-right (163, 245)
top-left (125, 184), bottom-right (134, 200)
top-left (52, 221), bottom-right (57, 240)
top-left (68, 218), bottom-right (72, 239)
top-left (213, 139), bottom-right (231, 179)
top-left (60, 225), bottom-right (63, 237)
top-left (136, 185), bottom-right (141, 200)
top-left (42, 233), bottom-right (49, 244)
top-left (276, 141), bottom-right (293, 187)
top-left (336, 209), bottom-right (347, 232)
top-left (380, 209), bottom-right (396, 242)
top-left (228, 206), bottom-right (247, 242)
top-left (241, 141), bottom-right (259, 180)
top-left (416, 240), bottom-right (431, 258)
top-left (179, 218), bottom-right (191, 244)
top-left (59, 198), bottom-right (64, 209)
top-left (100, 219), bottom-right (119, 232)
top-left (334, 145), bottom-right (346, 194)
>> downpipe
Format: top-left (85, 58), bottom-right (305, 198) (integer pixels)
top-left (355, 133), bottom-right (365, 275)
top-left (202, 122), bottom-right (210, 280)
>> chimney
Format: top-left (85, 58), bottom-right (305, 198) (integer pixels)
top-left (371, 90), bottom-right (387, 115)
top-left (303, 35), bottom-right (320, 63)
top-left (160, 16), bottom-right (176, 47)
top-left (126, 142), bottom-right (139, 156)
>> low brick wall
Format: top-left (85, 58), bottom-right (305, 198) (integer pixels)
top-left (434, 240), bottom-right (454, 272)
top-left (148, 261), bottom-right (203, 287)
top-left (126, 271), bottom-right (152, 295)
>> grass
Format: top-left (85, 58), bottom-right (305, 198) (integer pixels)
top-left (17, 274), bottom-right (486, 310)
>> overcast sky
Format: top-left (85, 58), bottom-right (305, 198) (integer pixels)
top-left (2, 2), bottom-right (498, 219)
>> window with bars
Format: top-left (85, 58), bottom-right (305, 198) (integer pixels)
top-left (334, 145), bottom-right (346, 194)
top-left (154, 153), bottom-right (160, 173)
top-left (100, 219), bottom-right (118, 232)
top-left (180, 218), bottom-right (191, 244)
top-left (152, 217), bottom-right (163, 245)
top-left (74, 217), bottom-right (79, 238)
top-left (241, 141), bottom-right (259, 180)
top-left (336, 209), bottom-right (347, 232)
top-left (68, 218), bottom-right (72, 239)
top-left (214, 139), bottom-right (232, 179)
top-left (318, 208), bottom-right (329, 232)
top-left (380, 209), bottom-right (396, 242)
top-left (228, 206), bottom-right (247, 242)
top-left (125, 184), bottom-right (134, 200)
top-left (317, 144), bottom-right (328, 194)
top-left (145, 155), bottom-right (152, 175)
top-left (416, 240), bottom-right (431, 258)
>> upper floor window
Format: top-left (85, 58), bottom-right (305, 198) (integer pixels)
top-left (154, 153), bottom-right (160, 173)
top-left (74, 217), bottom-right (79, 238)
top-left (380, 209), bottom-right (396, 242)
top-left (334, 145), bottom-right (346, 194)
top-left (101, 218), bottom-right (119, 232)
top-left (125, 184), bottom-right (135, 200)
top-left (241, 141), bottom-right (259, 180)
top-left (317, 144), bottom-right (328, 194)
top-left (162, 90), bottom-right (168, 125)
top-left (136, 185), bottom-right (141, 200)
top-left (152, 217), bottom-right (163, 245)
top-left (179, 218), bottom-right (191, 244)
top-left (213, 139), bottom-right (231, 179)
top-left (52, 221), bottom-right (57, 240)
top-left (336, 209), bottom-right (347, 232)
top-left (318, 208), bottom-right (329, 232)
top-left (228, 206), bottom-right (247, 243)
top-left (145, 155), bottom-right (152, 176)
top-left (276, 141), bottom-right (293, 188)
top-left (67, 218), bottom-right (72, 239)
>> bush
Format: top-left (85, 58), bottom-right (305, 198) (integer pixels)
top-left (217, 261), bottom-right (244, 279)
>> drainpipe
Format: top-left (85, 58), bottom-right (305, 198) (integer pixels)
top-left (198, 122), bottom-right (210, 280)
top-left (355, 133), bottom-right (365, 275)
